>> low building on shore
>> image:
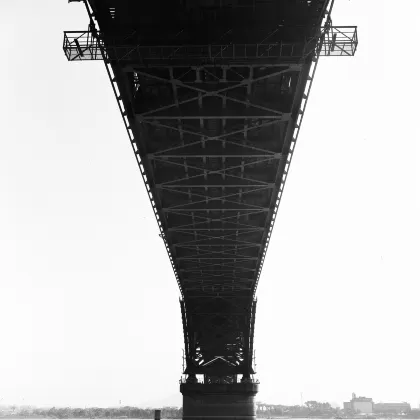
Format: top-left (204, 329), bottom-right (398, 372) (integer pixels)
top-left (343, 393), bottom-right (374, 414)
top-left (374, 402), bottom-right (411, 414)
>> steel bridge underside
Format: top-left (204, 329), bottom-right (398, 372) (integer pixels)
top-left (67, 0), bottom-right (354, 381)
top-left (121, 56), bottom-right (310, 379)
top-left (145, 59), bottom-right (310, 378)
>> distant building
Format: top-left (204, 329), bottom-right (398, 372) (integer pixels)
top-left (343, 393), bottom-right (374, 414)
top-left (374, 402), bottom-right (411, 414)
top-left (343, 402), bottom-right (352, 411)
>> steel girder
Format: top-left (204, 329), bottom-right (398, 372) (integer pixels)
top-left (124, 62), bottom-right (309, 299)
top-left (111, 58), bottom-right (311, 376)
top-left (64, 0), bottom-right (357, 379)
top-left (180, 297), bottom-right (257, 377)
top-left (64, 14), bottom-right (313, 377)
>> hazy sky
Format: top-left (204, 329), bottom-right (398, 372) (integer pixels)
top-left (1, 0), bottom-right (419, 410)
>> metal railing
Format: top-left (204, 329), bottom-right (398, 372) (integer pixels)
top-left (319, 26), bottom-right (358, 56)
top-left (63, 26), bottom-right (357, 64)
top-left (179, 376), bottom-right (260, 384)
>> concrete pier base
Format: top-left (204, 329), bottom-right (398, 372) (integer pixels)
top-left (180, 382), bottom-right (259, 420)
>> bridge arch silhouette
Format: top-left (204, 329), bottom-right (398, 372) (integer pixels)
top-left (64, 1), bottom-right (357, 418)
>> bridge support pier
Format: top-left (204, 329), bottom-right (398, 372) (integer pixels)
top-left (180, 382), bottom-right (259, 420)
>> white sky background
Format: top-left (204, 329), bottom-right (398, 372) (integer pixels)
top-left (0, 0), bottom-right (419, 410)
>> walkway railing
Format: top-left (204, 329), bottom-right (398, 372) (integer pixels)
top-left (63, 26), bottom-right (357, 64)
top-left (179, 377), bottom-right (260, 384)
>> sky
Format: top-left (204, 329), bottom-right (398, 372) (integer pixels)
top-left (1, 0), bottom-right (419, 410)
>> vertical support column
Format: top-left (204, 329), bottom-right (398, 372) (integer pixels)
top-left (249, 300), bottom-right (257, 375)
top-left (181, 382), bottom-right (259, 420)
top-left (180, 299), bottom-right (190, 372)
top-left (242, 299), bottom-right (257, 383)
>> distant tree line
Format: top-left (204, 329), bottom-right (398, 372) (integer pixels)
top-left (257, 400), bottom-right (341, 418)
top-left (10, 406), bottom-right (182, 419)
top-left (4, 400), bottom-right (419, 420)
top-left (4, 402), bottom-right (338, 419)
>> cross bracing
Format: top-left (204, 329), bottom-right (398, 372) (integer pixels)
top-left (65, 0), bottom-right (357, 381)
top-left (128, 61), bottom-right (305, 299)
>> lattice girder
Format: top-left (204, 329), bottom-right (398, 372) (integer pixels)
top-left (126, 62), bottom-right (307, 298)
top-left (181, 296), bottom-right (256, 376)
top-left (64, 0), bottom-right (357, 381)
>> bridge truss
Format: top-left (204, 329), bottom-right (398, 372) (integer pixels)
top-left (65, 0), bottom-right (357, 385)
